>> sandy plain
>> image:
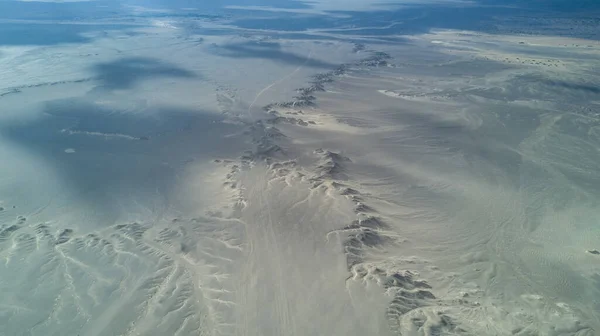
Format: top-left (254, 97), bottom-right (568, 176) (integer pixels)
top-left (0, 1), bottom-right (599, 335)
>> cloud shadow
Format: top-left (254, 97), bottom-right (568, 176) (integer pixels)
top-left (214, 40), bottom-right (336, 68)
top-left (541, 79), bottom-right (600, 95)
top-left (0, 98), bottom-right (245, 219)
top-left (0, 22), bottom-right (140, 47)
top-left (91, 57), bottom-right (198, 90)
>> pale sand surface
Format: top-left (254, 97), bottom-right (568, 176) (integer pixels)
top-left (0, 1), bottom-right (599, 335)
